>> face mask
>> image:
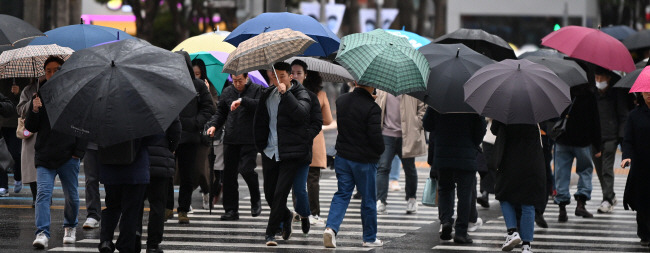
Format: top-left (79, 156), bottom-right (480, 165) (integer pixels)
top-left (596, 81), bottom-right (608, 90)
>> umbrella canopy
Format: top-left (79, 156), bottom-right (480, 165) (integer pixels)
top-left (39, 39), bottom-right (196, 146)
top-left (601, 25), bottom-right (637, 41)
top-left (207, 51), bottom-right (268, 87)
top-left (408, 43), bottom-right (494, 113)
top-left (525, 56), bottom-right (588, 87)
top-left (0, 44), bottom-right (74, 79)
top-left (284, 56), bottom-right (354, 83)
top-left (223, 28), bottom-right (316, 76)
top-left (623, 29), bottom-right (650, 51)
top-left (0, 14), bottom-right (45, 46)
top-left (464, 59), bottom-right (571, 124)
top-left (630, 66), bottom-right (650, 92)
top-left (636, 58), bottom-right (648, 69)
top-left (336, 29), bottom-right (429, 96)
top-left (172, 33), bottom-right (236, 54)
top-left (385, 29), bottom-right (432, 49)
top-left (189, 51), bottom-right (230, 94)
top-left (518, 48), bottom-right (565, 59)
top-left (29, 24), bottom-right (135, 50)
top-left (225, 12), bottom-right (339, 57)
top-left (614, 68), bottom-right (641, 89)
top-left (434, 28), bottom-right (517, 61)
top-left (541, 26), bottom-right (635, 73)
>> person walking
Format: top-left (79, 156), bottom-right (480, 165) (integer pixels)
top-left (0, 78), bottom-right (24, 197)
top-left (28, 56), bottom-right (87, 249)
top-left (16, 79), bottom-right (38, 206)
top-left (205, 73), bottom-right (263, 220)
top-left (254, 62), bottom-right (312, 246)
top-left (323, 82), bottom-right (384, 248)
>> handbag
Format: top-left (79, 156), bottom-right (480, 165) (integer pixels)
top-left (0, 137), bottom-right (15, 173)
top-left (549, 97), bottom-right (576, 141)
top-left (16, 118), bottom-right (33, 139)
top-left (422, 177), bottom-right (439, 207)
top-left (98, 140), bottom-right (138, 165)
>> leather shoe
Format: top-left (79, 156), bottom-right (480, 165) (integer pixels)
top-left (439, 222), bottom-right (452, 241)
top-left (476, 191), bottom-right (490, 208)
top-left (146, 244), bottom-right (164, 253)
top-left (535, 213), bottom-right (548, 228)
top-left (221, 210), bottom-right (240, 221)
top-left (453, 234), bottom-right (473, 244)
top-left (98, 241), bottom-right (115, 253)
top-left (282, 212), bottom-right (295, 240)
top-left (251, 200), bottom-right (262, 217)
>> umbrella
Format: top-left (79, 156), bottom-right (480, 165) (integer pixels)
top-left (434, 28), bottom-right (517, 61)
top-left (205, 51), bottom-right (268, 87)
top-left (0, 44), bottom-right (74, 79)
top-left (189, 51), bottom-right (230, 94)
top-left (335, 29), bottom-right (429, 96)
top-left (284, 56), bottom-right (354, 83)
top-left (172, 33), bottom-right (236, 54)
top-left (0, 14), bottom-right (45, 46)
top-left (225, 12), bottom-right (339, 57)
top-left (614, 68), bottom-right (641, 89)
top-left (601, 25), bottom-right (637, 41)
top-left (464, 59), bottom-right (571, 124)
top-left (39, 39), bottom-right (196, 146)
top-left (636, 59), bottom-right (648, 69)
top-left (623, 29), bottom-right (650, 51)
top-left (408, 43), bottom-right (494, 113)
top-left (541, 26), bottom-right (635, 73)
top-left (629, 66), bottom-right (650, 92)
top-left (518, 48), bottom-right (565, 59)
top-left (29, 24), bottom-right (135, 50)
top-left (385, 29), bottom-right (432, 49)
top-left (525, 56), bottom-right (588, 87)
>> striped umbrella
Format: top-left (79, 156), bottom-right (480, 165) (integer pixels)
top-left (284, 56), bottom-right (354, 83)
top-left (0, 44), bottom-right (74, 78)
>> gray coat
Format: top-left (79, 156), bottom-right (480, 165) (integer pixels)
top-left (17, 83), bottom-right (37, 183)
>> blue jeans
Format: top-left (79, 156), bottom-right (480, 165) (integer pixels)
top-left (292, 164), bottom-right (311, 218)
top-left (326, 157), bottom-right (378, 242)
top-left (35, 158), bottom-right (81, 237)
top-left (553, 144), bottom-right (593, 204)
top-left (389, 155), bottom-right (400, 181)
top-left (500, 201), bottom-right (535, 242)
top-left (376, 135), bottom-right (417, 203)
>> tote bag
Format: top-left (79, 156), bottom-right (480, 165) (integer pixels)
top-left (422, 177), bottom-right (439, 207)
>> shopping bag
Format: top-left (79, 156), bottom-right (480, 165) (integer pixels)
top-left (422, 177), bottom-right (438, 207)
top-left (0, 137), bottom-right (15, 173)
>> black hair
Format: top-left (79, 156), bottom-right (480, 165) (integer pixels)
top-left (594, 66), bottom-right (613, 76)
top-left (290, 59), bottom-right (308, 72)
top-left (191, 59), bottom-right (208, 80)
top-left (43, 56), bottom-right (64, 69)
top-left (273, 62), bottom-right (292, 74)
top-left (303, 70), bottom-right (323, 93)
top-left (231, 72), bottom-right (248, 78)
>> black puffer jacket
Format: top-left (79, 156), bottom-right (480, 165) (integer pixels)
top-left (335, 88), bottom-right (384, 164)
top-left (205, 81), bottom-right (262, 145)
top-left (176, 51), bottom-right (216, 144)
top-left (254, 80), bottom-right (312, 162)
top-left (148, 118), bottom-right (182, 178)
top-left (555, 85), bottom-right (602, 151)
top-left (306, 89), bottom-right (323, 144)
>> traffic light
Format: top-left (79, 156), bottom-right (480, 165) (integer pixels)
top-left (554, 24), bottom-right (561, 31)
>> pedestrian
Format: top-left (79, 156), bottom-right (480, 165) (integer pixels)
top-left (28, 56), bottom-right (87, 249)
top-left (374, 90), bottom-right (427, 215)
top-left (205, 72), bottom-right (263, 221)
top-left (81, 142), bottom-right (101, 229)
top-left (534, 122), bottom-right (555, 228)
top-left (476, 118), bottom-right (497, 209)
top-left (423, 106), bottom-right (486, 244)
top-left (491, 120), bottom-right (546, 253)
top-left (323, 82), bottom-right (384, 248)
top-left (620, 92), bottom-right (650, 250)
top-left (16, 78), bottom-right (38, 207)
top-left (0, 78), bottom-right (24, 197)
top-left (254, 62), bottom-right (312, 246)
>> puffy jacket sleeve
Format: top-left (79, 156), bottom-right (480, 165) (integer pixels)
top-left (167, 117), bottom-right (182, 152)
top-left (590, 96), bottom-right (603, 151)
top-left (24, 98), bottom-right (40, 133)
top-left (367, 103), bottom-right (385, 156)
top-left (240, 83), bottom-right (262, 109)
top-left (280, 87), bottom-right (311, 122)
top-left (194, 81), bottom-right (216, 129)
top-left (206, 95), bottom-right (229, 130)
top-left (307, 91), bottom-right (323, 139)
top-left (73, 138), bottom-right (88, 159)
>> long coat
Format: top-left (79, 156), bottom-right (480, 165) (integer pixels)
top-left (375, 90), bottom-right (427, 158)
top-left (491, 121), bottom-right (546, 206)
top-left (622, 103), bottom-right (650, 213)
top-left (17, 83), bottom-right (37, 183)
top-left (310, 90), bottom-right (332, 168)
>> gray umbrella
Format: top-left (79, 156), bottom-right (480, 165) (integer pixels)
top-left (525, 57), bottom-right (587, 87)
top-left (614, 68), bottom-right (641, 89)
top-left (0, 14), bottom-right (44, 46)
top-left (623, 30), bottom-right (650, 50)
top-left (464, 59), bottom-right (571, 124)
top-left (518, 48), bottom-right (565, 59)
top-left (284, 56), bottom-right (354, 83)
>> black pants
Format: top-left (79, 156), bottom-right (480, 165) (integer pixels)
top-left (176, 143), bottom-right (199, 212)
top-left (262, 155), bottom-right (304, 236)
top-left (438, 169), bottom-right (475, 236)
top-left (537, 142), bottom-right (554, 215)
top-left (222, 144), bottom-right (260, 212)
top-left (100, 184), bottom-right (147, 253)
top-left (638, 211), bottom-right (650, 241)
top-left (0, 127), bottom-right (21, 188)
top-left (307, 167), bottom-right (322, 216)
top-left (139, 177), bottom-right (168, 247)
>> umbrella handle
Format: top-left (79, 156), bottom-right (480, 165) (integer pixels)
top-left (271, 65), bottom-right (282, 89)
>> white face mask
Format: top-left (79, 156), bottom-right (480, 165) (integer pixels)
top-left (596, 81), bottom-right (608, 90)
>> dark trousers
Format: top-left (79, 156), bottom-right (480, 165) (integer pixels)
top-left (100, 184), bottom-right (147, 253)
top-left (438, 169), bottom-right (476, 236)
top-left (0, 127), bottom-right (21, 188)
top-left (139, 177), bottom-right (168, 247)
top-left (307, 167), bottom-right (322, 216)
top-left (166, 178), bottom-right (174, 210)
top-left (638, 211), bottom-right (650, 241)
top-left (176, 143), bottom-right (199, 212)
top-left (84, 149), bottom-right (102, 220)
top-left (593, 139), bottom-right (618, 203)
top-left (262, 155), bottom-right (304, 236)
top-left (222, 144), bottom-right (260, 212)
top-left (538, 142), bottom-right (554, 215)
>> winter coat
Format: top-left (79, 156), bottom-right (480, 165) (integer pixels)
top-left (375, 90), bottom-right (427, 158)
top-left (253, 80), bottom-right (312, 163)
top-left (176, 51), bottom-right (216, 144)
top-left (306, 89), bottom-right (323, 148)
top-left (596, 87), bottom-right (629, 141)
top-left (335, 88), bottom-right (384, 164)
top-left (17, 83), bottom-right (37, 183)
top-left (99, 138), bottom-right (150, 185)
top-left (205, 81), bottom-right (262, 145)
top-left (310, 90), bottom-right (332, 168)
top-left (491, 121), bottom-right (546, 206)
top-left (555, 86), bottom-right (602, 151)
top-left (622, 103), bottom-right (650, 213)
top-left (0, 78), bottom-right (26, 128)
top-left (148, 118), bottom-right (181, 178)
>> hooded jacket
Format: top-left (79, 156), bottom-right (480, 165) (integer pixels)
top-left (148, 117), bottom-right (181, 178)
top-left (175, 51), bottom-right (216, 144)
top-left (206, 80), bottom-right (263, 145)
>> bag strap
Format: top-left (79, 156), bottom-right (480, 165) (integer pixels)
top-left (564, 97), bottom-right (577, 118)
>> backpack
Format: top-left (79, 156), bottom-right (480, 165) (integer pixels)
top-left (98, 140), bottom-right (139, 165)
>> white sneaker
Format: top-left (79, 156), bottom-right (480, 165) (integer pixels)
top-left (406, 198), bottom-right (418, 214)
top-left (63, 227), bottom-right (76, 244)
top-left (362, 238), bottom-right (383, 247)
top-left (33, 231), bottom-right (48, 249)
top-left (377, 201), bottom-right (387, 215)
top-left (612, 197), bottom-right (618, 206)
top-left (202, 193), bottom-right (212, 209)
top-left (309, 215), bottom-right (325, 225)
top-left (502, 232), bottom-right (521, 251)
top-left (468, 217), bottom-right (483, 232)
top-left (597, 200), bottom-right (613, 213)
top-left (522, 244), bottom-right (533, 253)
top-left (83, 217), bottom-right (100, 229)
top-left (0, 188), bottom-right (8, 197)
top-left (389, 180), bottom-right (401, 191)
top-left (188, 205), bottom-right (193, 214)
top-left (323, 228), bottom-right (337, 248)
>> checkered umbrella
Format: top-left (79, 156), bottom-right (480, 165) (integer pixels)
top-left (0, 44), bottom-right (74, 79)
top-left (335, 29), bottom-right (429, 95)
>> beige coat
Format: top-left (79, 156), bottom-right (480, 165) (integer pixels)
top-left (375, 90), bottom-right (427, 158)
top-left (17, 83), bottom-right (37, 183)
top-left (310, 91), bottom-right (333, 168)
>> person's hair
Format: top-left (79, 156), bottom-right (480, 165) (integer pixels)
top-left (191, 59), bottom-right (208, 80)
top-left (303, 70), bottom-right (323, 93)
top-left (594, 66), bottom-right (613, 77)
top-left (273, 62), bottom-right (292, 74)
top-left (43, 56), bottom-right (64, 69)
top-left (231, 73), bottom-right (248, 79)
top-left (290, 59), bottom-right (308, 73)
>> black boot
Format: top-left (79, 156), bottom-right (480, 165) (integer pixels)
top-left (535, 210), bottom-right (548, 228)
top-left (558, 204), bottom-right (568, 222)
top-left (575, 195), bottom-right (593, 218)
top-left (98, 241), bottom-right (115, 253)
top-left (476, 191), bottom-right (490, 208)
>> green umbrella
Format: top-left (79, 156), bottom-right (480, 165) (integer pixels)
top-left (335, 29), bottom-right (429, 95)
top-left (189, 51), bottom-right (230, 95)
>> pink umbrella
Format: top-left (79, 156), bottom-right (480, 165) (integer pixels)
top-left (630, 66), bottom-right (650, 92)
top-left (541, 26), bottom-right (635, 73)
top-left (209, 51), bottom-right (268, 87)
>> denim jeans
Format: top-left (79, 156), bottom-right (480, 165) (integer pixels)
top-left (292, 164), bottom-right (311, 218)
top-left (389, 155), bottom-right (400, 181)
top-left (554, 144), bottom-right (593, 204)
top-left (35, 158), bottom-right (81, 237)
top-left (377, 135), bottom-right (417, 204)
top-left (500, 201), bottom-right (535, 242)
top-left (326, 157), bottom-right (378, 243)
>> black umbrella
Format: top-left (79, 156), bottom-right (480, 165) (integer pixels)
top-left (0, 14), bottom-right (44, 46)
top-left (408, 43), bottom-right (494, 113)
top-left (434, 28), bottom-right (516, 61)
top-left (623, 30), bottom-right (650, 50)
top-left (614, 68), bottom-right (642, 89)
top-left (525, 57), bottom-right (588, 87)
top-left (518, 48), bottom-right (565, 59)
top-left (40, 39), bottom-right (196, 146)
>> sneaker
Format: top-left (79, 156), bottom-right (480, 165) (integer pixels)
top-left (468, 217), bottom-right (483, 232)
top-left (202, 193), bottom-right (212, 209)
top-left (362, 238), bottom-right (383, 247)
top-left (502, 232), bottom-right (522, 251)
top-left (301, 216), bottom-right (310, 234)
top-left (188, 205), bottom-right (193, 214)
top-left (477, 191), bottom-right (490, 208)
top-left (612, 197), bottom-right (618, 206)
top-left (389, 180), bottom-right (401, 191)
top-left (453, 234), bottom-right (473, 244)
top-left (597, 200), bottom-right (613, 213)
top-left (522, 244), bottom-right (533, 253)
top-left (641, 239), bottom-right (649, 246)
top-left (323, 228), bottom-right (336, 248)
top-left (309, 215), bottom-right (325, 225)
top-left (406, 198), bottom-right (418, 214)
top-left (83, 217), bottom-right (100, 229)
top-left (32, 231), bottom-right (48, 249)
top-left (178, 211), bottom-right (190, 224)
top-left (63, 227), bottom-right (76, 244)
top-left (265, 235), bottom-right (277, 246)
top-left (0, 188), bottom-right (8, 197)
top-left (14, 181), bottom-right (22, 193)
top-left (293, 214), bottom-right (301, 223)
top-left (377, 200), bottom-right (387, 215)
top-left (164, 209), bottom-right (174, 221)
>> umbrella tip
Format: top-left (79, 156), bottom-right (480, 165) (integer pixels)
top-left (518, 64), bottom-right (521, 70)
top-left (111, 60), bottom-right (115, 67)
top-left (117, 32), bottom-right (120, 40)
top-left (402, 26), bottom-right (405, 31)
top-left (80, 18), bottom-right (84, 24)
top-left (598, 25), bottom-right (601, 30)
top-left (456, 48), bottom-right (460, 58)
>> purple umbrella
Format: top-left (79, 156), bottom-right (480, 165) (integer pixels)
top-left (209, 51), bottom-right (268, 87)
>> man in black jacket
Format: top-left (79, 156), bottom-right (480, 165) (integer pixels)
top-left (205, 73), bottom-right (263, 221)
top-left (254, 62), bottom-right (312, 246)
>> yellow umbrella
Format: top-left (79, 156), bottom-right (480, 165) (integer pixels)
top-left (172, 33), bottom-right (236, 54)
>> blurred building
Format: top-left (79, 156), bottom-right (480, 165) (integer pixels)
top-left (0, 0), bottom-right (82, 31)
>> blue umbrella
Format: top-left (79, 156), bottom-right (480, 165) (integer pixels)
top-left (601, 25), bottom-right (636, 41)
top-left (224, 12), bottom-right (339, 57)
top-left (29, 24), bottom-right (135, 50)
top-left (385, 29), bottom-right (431, 49)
